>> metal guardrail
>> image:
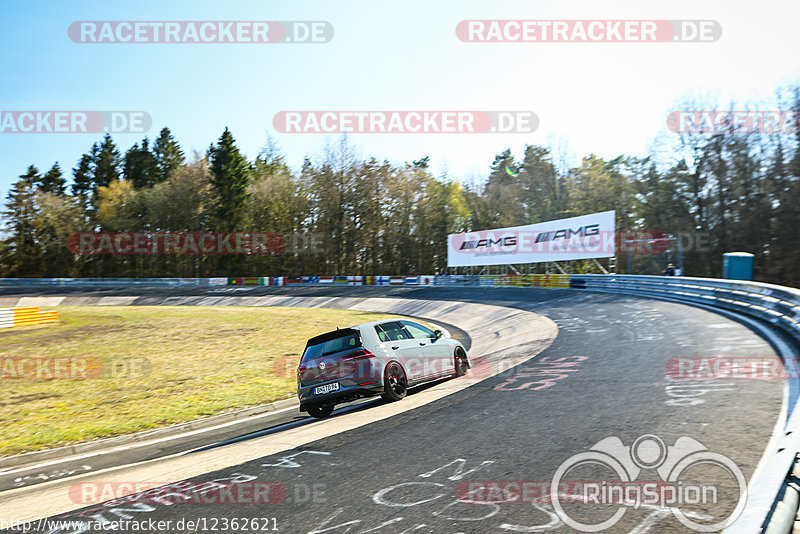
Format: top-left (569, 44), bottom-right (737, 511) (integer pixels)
top-left (567, 275), bottom-right (800, 346)
top-left (566, 274), bottom-right (800, 533)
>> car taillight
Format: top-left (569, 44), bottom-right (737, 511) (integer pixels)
top-left (343, 348), bottom-right (375, 360)
top-left (297, 365), bottom-right (307, 377)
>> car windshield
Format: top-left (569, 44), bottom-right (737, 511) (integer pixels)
top-left (401, 321), bottom-right (435, 339)
top-left (302, 329), bottom-right (361, 361)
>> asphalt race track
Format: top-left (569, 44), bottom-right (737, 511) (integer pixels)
top-left (0, 286), bottom-right (788, 533)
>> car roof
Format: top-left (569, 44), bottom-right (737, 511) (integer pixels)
top-left (307, 319), bottom-right (432, 345)
top-left (349, 318), bottom-right (422, 330)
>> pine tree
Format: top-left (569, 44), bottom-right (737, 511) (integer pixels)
top-left (71, 153), bottom-right (94, 213)
top-left (484, 148), bottom-right (524, 226)
top-left (484, 149), bottom-right (517, 190)
top-left (40, 162), bottom-right (67, 196)
top-left (412, 156), bottom-right (430, 169)
top-left (254, 139), bottom-right (290, 177)
top-left (518, 145), bottom-right (564, 223)
top-left (2, 166), bottom-right (41, 275)
top-left (93, 134), bottom-right (121, 189)
top-left (124, 138), bottom-right (160, 189)
top-left (209, 128), bottom-right (251, 230)
top-left (153, 127), bottom-right (185, 182)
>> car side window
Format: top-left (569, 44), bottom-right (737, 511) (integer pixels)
top-left (376, 322), bottom-right (408, 341)
top-left (401, 321), bottom-right (435, 339)
top-left (375, 325), bottom-right (389, 342)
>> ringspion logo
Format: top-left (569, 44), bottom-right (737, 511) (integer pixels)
top-left (68, 21), bottom-right (333, 43)
top-left (550, 435), bottom-right (746, 531)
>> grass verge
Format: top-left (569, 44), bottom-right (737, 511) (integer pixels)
top-left (0, 306), bottom-right (399, 457)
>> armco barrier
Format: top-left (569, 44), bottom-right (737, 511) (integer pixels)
top-left (495, 273), bottom-right (570, 288)
top-left (228, 277), bottom-right (268, 286)
top-left (434, 274), bottom-right (570, 288)
top-left (0, 307), bottom-right (58, 329)
top-left (567, 274), bottom-right (800, 335)
top-left (566, 274), bottom-right (800, 534)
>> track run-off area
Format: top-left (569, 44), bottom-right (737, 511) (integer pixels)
top-left (0, 285), bottom-right (789, 533)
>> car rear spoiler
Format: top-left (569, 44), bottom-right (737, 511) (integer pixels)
top-left (305, 327), bottom-right (360, 347)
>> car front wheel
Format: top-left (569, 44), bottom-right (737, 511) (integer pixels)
top-left (454, 347), bottom-right (469, 377)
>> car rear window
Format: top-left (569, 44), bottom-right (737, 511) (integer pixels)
top-left (302, 329), bottom-right (361, 361)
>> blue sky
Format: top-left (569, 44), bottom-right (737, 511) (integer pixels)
top-left (1, 0), bottom-right (798, 199)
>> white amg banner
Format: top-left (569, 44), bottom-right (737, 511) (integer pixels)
top-left (447, 210), bottom-right (616, 267)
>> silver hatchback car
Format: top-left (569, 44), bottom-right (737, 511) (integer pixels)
top-left (297, 319), bottom-right (470, 418)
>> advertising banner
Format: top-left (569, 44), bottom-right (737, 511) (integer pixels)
top-left (447, 211), bottom-right (615, 267)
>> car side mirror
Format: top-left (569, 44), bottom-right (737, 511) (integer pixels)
top-left (433, 330), bottom-right (443, 339)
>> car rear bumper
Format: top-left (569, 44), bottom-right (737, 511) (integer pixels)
top-left (298, 380), bottom-right (385, 410)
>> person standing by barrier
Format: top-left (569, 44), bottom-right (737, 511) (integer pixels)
top-left (664, 263), bottom-right (676, 276)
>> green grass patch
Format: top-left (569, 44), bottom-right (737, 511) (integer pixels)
top-left (0, 306), bottom-right (399, 457)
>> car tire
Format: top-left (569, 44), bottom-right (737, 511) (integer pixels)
top-left (381, 362), bottom-right (407, 402)
top-left (454, 347), bottom-right (469, 377)
top-left (306, 403), bottom-right (335, 419)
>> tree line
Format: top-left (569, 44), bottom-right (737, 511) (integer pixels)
top-left (2, 87), bottom-right (800, 285)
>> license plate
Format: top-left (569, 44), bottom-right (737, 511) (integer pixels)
top-left (314, 382), bottom-right (340, 395)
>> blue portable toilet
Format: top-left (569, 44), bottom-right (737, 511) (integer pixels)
top-left (722, 252), bottom-right (754, 280)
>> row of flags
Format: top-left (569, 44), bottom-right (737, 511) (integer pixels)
top-left (228, 276), bottom-right (437, 286)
